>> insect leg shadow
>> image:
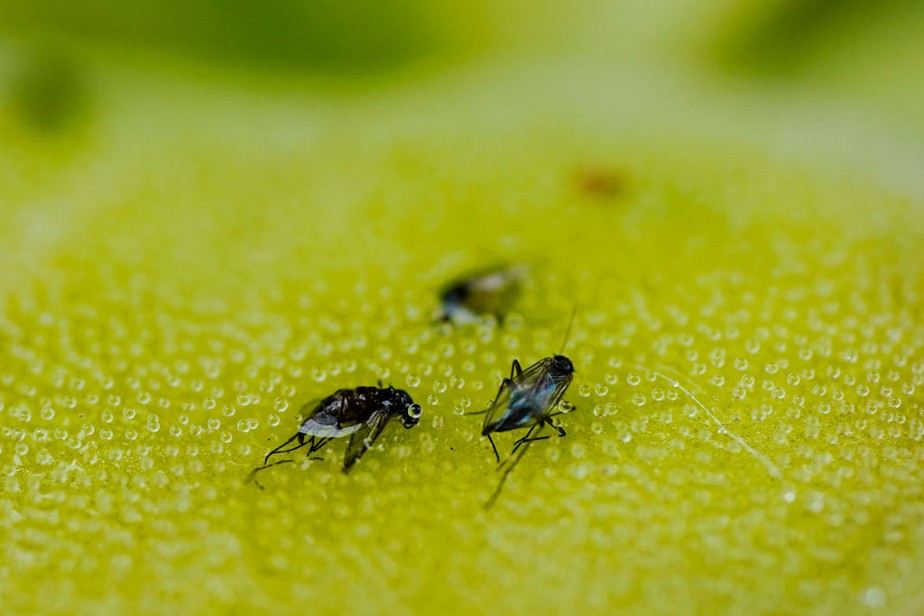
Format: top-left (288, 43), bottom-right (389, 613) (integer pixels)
top-left (246, 433), bottom-right (332, 489)
top-left (484, 438), bottom-right (534, 511)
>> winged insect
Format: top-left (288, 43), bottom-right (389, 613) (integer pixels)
top-left (247, 385), bottom-right (422, 487)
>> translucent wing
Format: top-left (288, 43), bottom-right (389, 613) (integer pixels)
top-left (483, 358), bottom-right (554, 432)
top-left (298, 390), bottom-right (376, 437)
top-left (342, 411), bottom-right (390, 472)
top-left (542, 376), bottom-right (571, 419)
top-left (482, 380), bottom-right (512, 431)
top-left (438, 265), bottom-right (526, 323)
top-left (517, 357), bottom-right (555, 387)
top-left (295, 397), bottom-right (323, 424)
top-left (462, 266), bottom-right (524, 314)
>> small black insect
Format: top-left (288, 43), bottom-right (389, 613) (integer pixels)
top-left (471, 313), bottom-right (578, 508)
top-left (437, 264), bottom-right (527, 324)
top-left (480, 354), bottom-right (575, 463)
top-left (247, 385), bottom-right (422, 486)
top-left (475, 354), bottom-right (577, 509)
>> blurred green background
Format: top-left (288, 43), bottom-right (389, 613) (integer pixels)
top-left (2, 0), bottom-right (924, 96)
top-left (2, 0), bottom-right (924, 140)
top-left (2, 1), bottom-right (924, 615)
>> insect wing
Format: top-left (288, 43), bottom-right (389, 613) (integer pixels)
top-left (439, 265), bottom-right (526, 323)
top-left (343, 411), bottom-right (390, 471)
top-left (298, 390), bottom-right (375, 437)
top-left (542, 373), bottom-right (572, 418)
top-left (467, 266), bottom-right (522, 296)
top-left (295, 397), bottom-right (324, 425)
top-left (483, 358), bottom-right (550, 431)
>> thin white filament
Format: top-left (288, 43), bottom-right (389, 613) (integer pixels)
top-left (635, 364), bottom-right (782, 480)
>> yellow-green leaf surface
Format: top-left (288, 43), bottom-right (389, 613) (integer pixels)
top-left (2, 4), bottom-right (924, 614)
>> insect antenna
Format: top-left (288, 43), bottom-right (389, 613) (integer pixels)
top-left (558, 307), bottom-right (577, 355)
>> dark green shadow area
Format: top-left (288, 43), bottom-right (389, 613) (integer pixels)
top-left (716, 0), bottom-right (919, 75)
top-left (6, 47), bottom-right (90, 134)
top-left (0, 0), bottom-right (446, 74)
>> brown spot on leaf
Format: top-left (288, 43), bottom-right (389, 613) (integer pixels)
top-left (576, 167), bottom-right (625, 201)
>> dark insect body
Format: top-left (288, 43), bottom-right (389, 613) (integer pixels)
top-left (475, 352), bottom-right (576, 509)
top-left (247, 385), bottom-right (422, 486)
top-left (437, 264), bottom-right (527, 324)
top-left (466, 309), bottom-right (579, 508)
top-left (481, 354), bottom-right (575, 463)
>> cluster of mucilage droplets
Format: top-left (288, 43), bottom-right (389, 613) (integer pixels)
top-left (247, 265), bottom-right (573, 508)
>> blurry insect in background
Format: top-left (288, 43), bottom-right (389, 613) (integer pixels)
top-left (246, 384), bottom-right (422, 488)
top-left (470, 311), bottom-right (577, 509)
top-left (436, 264), bottom-right (528, 324)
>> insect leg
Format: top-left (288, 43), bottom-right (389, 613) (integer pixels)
top-left (510, 435), bottom-right (550, 457)
top-left (307, 436), bottom-right (332, 460)
top-left (263, 432), bottom-right (307, 465)
top-left (485, 433), bottom-right (501, 463)
top-left (510, 360), bottom-right (523, 380)
top-left (245, 459), bottom-right (296, 489)
top-left (308, 436), bottom-right (330, 453)
top-left (510, 423), bottom-right (542, 455)
top-left (543, 417), bottom-right (566, 437)
top-left (509, 423), bottom-right (548, 457)
top-left (492, 378), bottom-right (515, 414)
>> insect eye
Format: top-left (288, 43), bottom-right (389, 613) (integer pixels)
top-left (407, 404), bottom-right (422, 419)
